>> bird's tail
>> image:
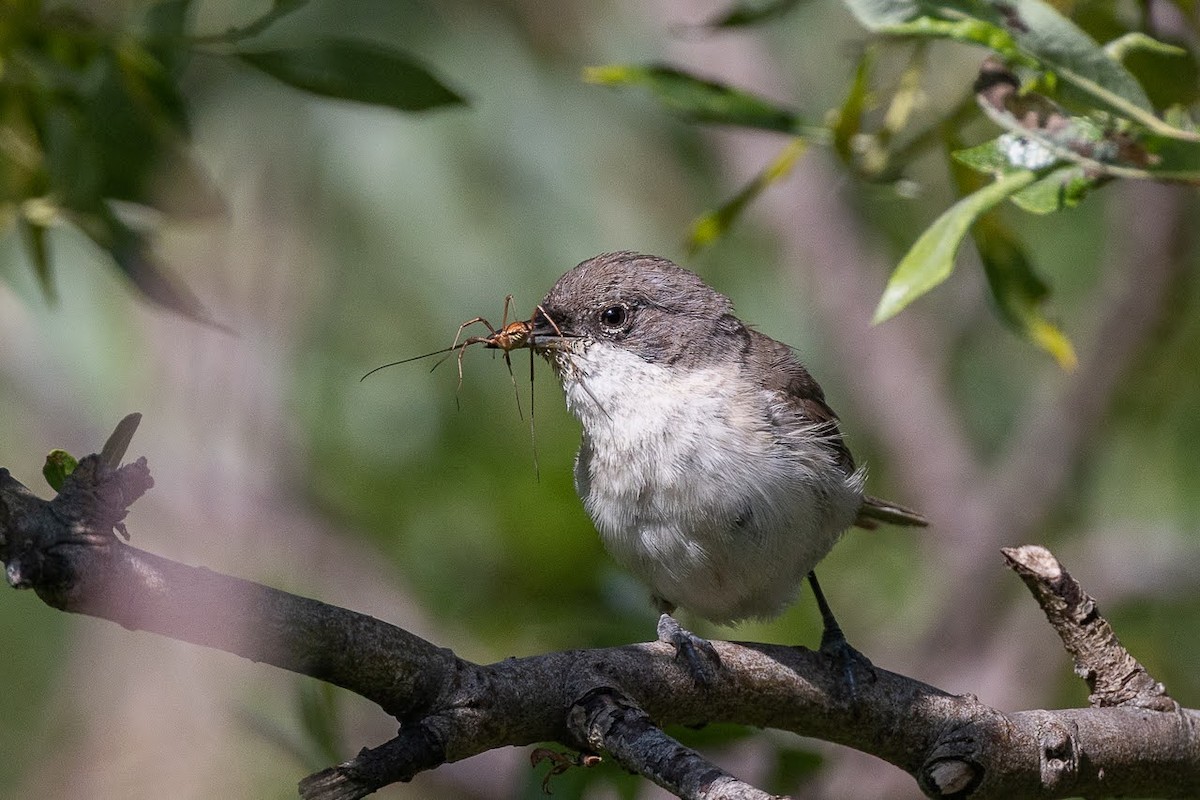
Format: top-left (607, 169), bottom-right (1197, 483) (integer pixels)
top-left (855, 495), bottom-right (928, 529)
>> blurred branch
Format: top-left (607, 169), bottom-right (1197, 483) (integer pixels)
top-left (4, 418), bottom-right (1200, 799)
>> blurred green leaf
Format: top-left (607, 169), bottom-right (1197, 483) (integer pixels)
top-left (297, 681), bottom-right (343, 766)
top-left (191, 0), bottom-right (311, 45)
top-left (686, 138), bottom-right (806, 254)
top-left (141, 0), bottom-right (194, 71)
top-left (873, 15), bottom-right (1030, 65)
top-left (768, 747), bottom-right (824, 795)
top-left (974, 218), bottom-right (1077, 369)
top-left (1104, 32), bottom-right (1187, 62)
top-left (666, 722), bottom-right (756, 748)
top-left (1125, 42), bottom-right (1200, 112)
top-left (831, 47), bottom-right (874, 166)
top-left (952, 138), bottom-right (1022, 175)
top-left (840, 0), bottom-right (920, 28)
top-left (17, 212), bottom-right (55, 301)
top-left (72, 205), bottom-right (224, 328)
top-left (42, 449), bottom-right (79, 492)
top-left (873, 168), bottom-right (1036, 323)
top-left (237, 38), bottom-right (467, 112)
top-left (583, 64), bottom-right (820, 135)
top-left (115, 38), bottom-right (190, 135)
top-left (700, 0), bottom-right (806, 28)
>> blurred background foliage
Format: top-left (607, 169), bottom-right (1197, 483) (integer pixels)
top-left (1, 0), bottom-right (1198, 797)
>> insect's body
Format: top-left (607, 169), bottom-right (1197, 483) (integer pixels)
top-left (361, 295), bottom-right (536, 386)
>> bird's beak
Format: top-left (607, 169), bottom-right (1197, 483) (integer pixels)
top-left (530, 307), bottom-right (574, 352)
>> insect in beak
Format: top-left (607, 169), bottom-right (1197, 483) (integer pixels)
top-left (361, 295), bottom-right (558, 478)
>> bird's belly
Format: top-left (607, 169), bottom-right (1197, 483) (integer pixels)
top-left (576, 425), bottom-right (853, 624)
top-left (561, 353), bottom-right (862, 623)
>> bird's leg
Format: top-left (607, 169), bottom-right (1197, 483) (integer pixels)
top-left (807, 571), bottom-right (874, 695)
top-left (653, 596), bottom-right (720, 685)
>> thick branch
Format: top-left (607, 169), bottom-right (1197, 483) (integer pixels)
top-left (4, 424), bottom-right (1200, 799)
top-left (0, 463), bottom-right (455, 722)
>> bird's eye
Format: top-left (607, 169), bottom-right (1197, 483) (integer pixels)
top-left (598, 304), bottom-right (629, 332)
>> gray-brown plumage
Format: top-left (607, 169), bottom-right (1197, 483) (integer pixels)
top-left (532, 252), bottom-right (924, 626)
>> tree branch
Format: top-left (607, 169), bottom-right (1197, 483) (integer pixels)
top-left (3, 419), bottom-right (1199, 799)
top-left (1003, 545), bottom-right (1176, 712)
top-left (567, 685), bottom-right (781, 800)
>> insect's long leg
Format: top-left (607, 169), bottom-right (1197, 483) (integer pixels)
top-left (451, 334), bottom-right (493, 410)
top-left (501, 350), bottom-right (524, 421)
top-left (365, 296), bottom-right (544, 478)
top-left (527, 344), bottom-right (539, 481)
top-left (446, 316), bottom-right (499, 414)
top-left (534, 303), bottom-right (563, 337)
top-left (361, 343), bottom-right (465, 381)
top-left (448, 317), bottom-right (496, 375)
top-left (499, 294), bottom-right (514, 329)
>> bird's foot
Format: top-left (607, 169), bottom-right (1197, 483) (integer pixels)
top-left (808, 572), bottom-right (876, 700)
top-left (657, 613), bottom-right (721, 685)
top-left (817, 619), bottom-right (876, 701)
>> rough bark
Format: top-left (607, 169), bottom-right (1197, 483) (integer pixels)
top-left (2, 417), bottom-right (1198, 799)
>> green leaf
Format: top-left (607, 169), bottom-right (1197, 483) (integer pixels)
top-left (840, 0), bottom-right (919, 29)
top-left (948, 140), bottom-right (1076, 368)
top-left (700, 0), bottom-right (806, 27)
top-left (1125, 40), bottom-right (1199, 111)
top-left (843, 0), bottom-right (1159, 119)
top-left (873, 169), bottom-right (1037, 323)
top-left (142, 0), bottom-right (194, 71)
top-left (686, 138), bottom-right (807, 254)
top-left (769, 747), bottom-right (825, 796)
top-left (1009, 165), bottom-right (1099, 214)
top-left (874, 15), bottom-right (1031, 66)
top-left (993, 0), bottom-right (1153, 113)
top-left (237, 39), bottom-right (466, 112)
top-left (583, 64), bottom-right (819, 135)
top-left (115, 38), bottom-right (191, 134)
top-left (952, 138), bottom-right (1022, 175)
top-left (43, 449), bottom-right (79, 492)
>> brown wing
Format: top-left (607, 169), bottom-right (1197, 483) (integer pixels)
top-left (745, 328), bottom-right (856, 475)
top-left (740, 326), bottom-right (927, 529)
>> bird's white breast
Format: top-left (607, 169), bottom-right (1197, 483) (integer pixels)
top-left (554, 341), bottom-right (863, 624)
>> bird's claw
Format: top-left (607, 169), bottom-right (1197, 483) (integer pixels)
top-left (657, 613), bottom-right (721, 685)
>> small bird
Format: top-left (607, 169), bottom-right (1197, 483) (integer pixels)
top-left (529, 252), bottom-right (925, 672)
